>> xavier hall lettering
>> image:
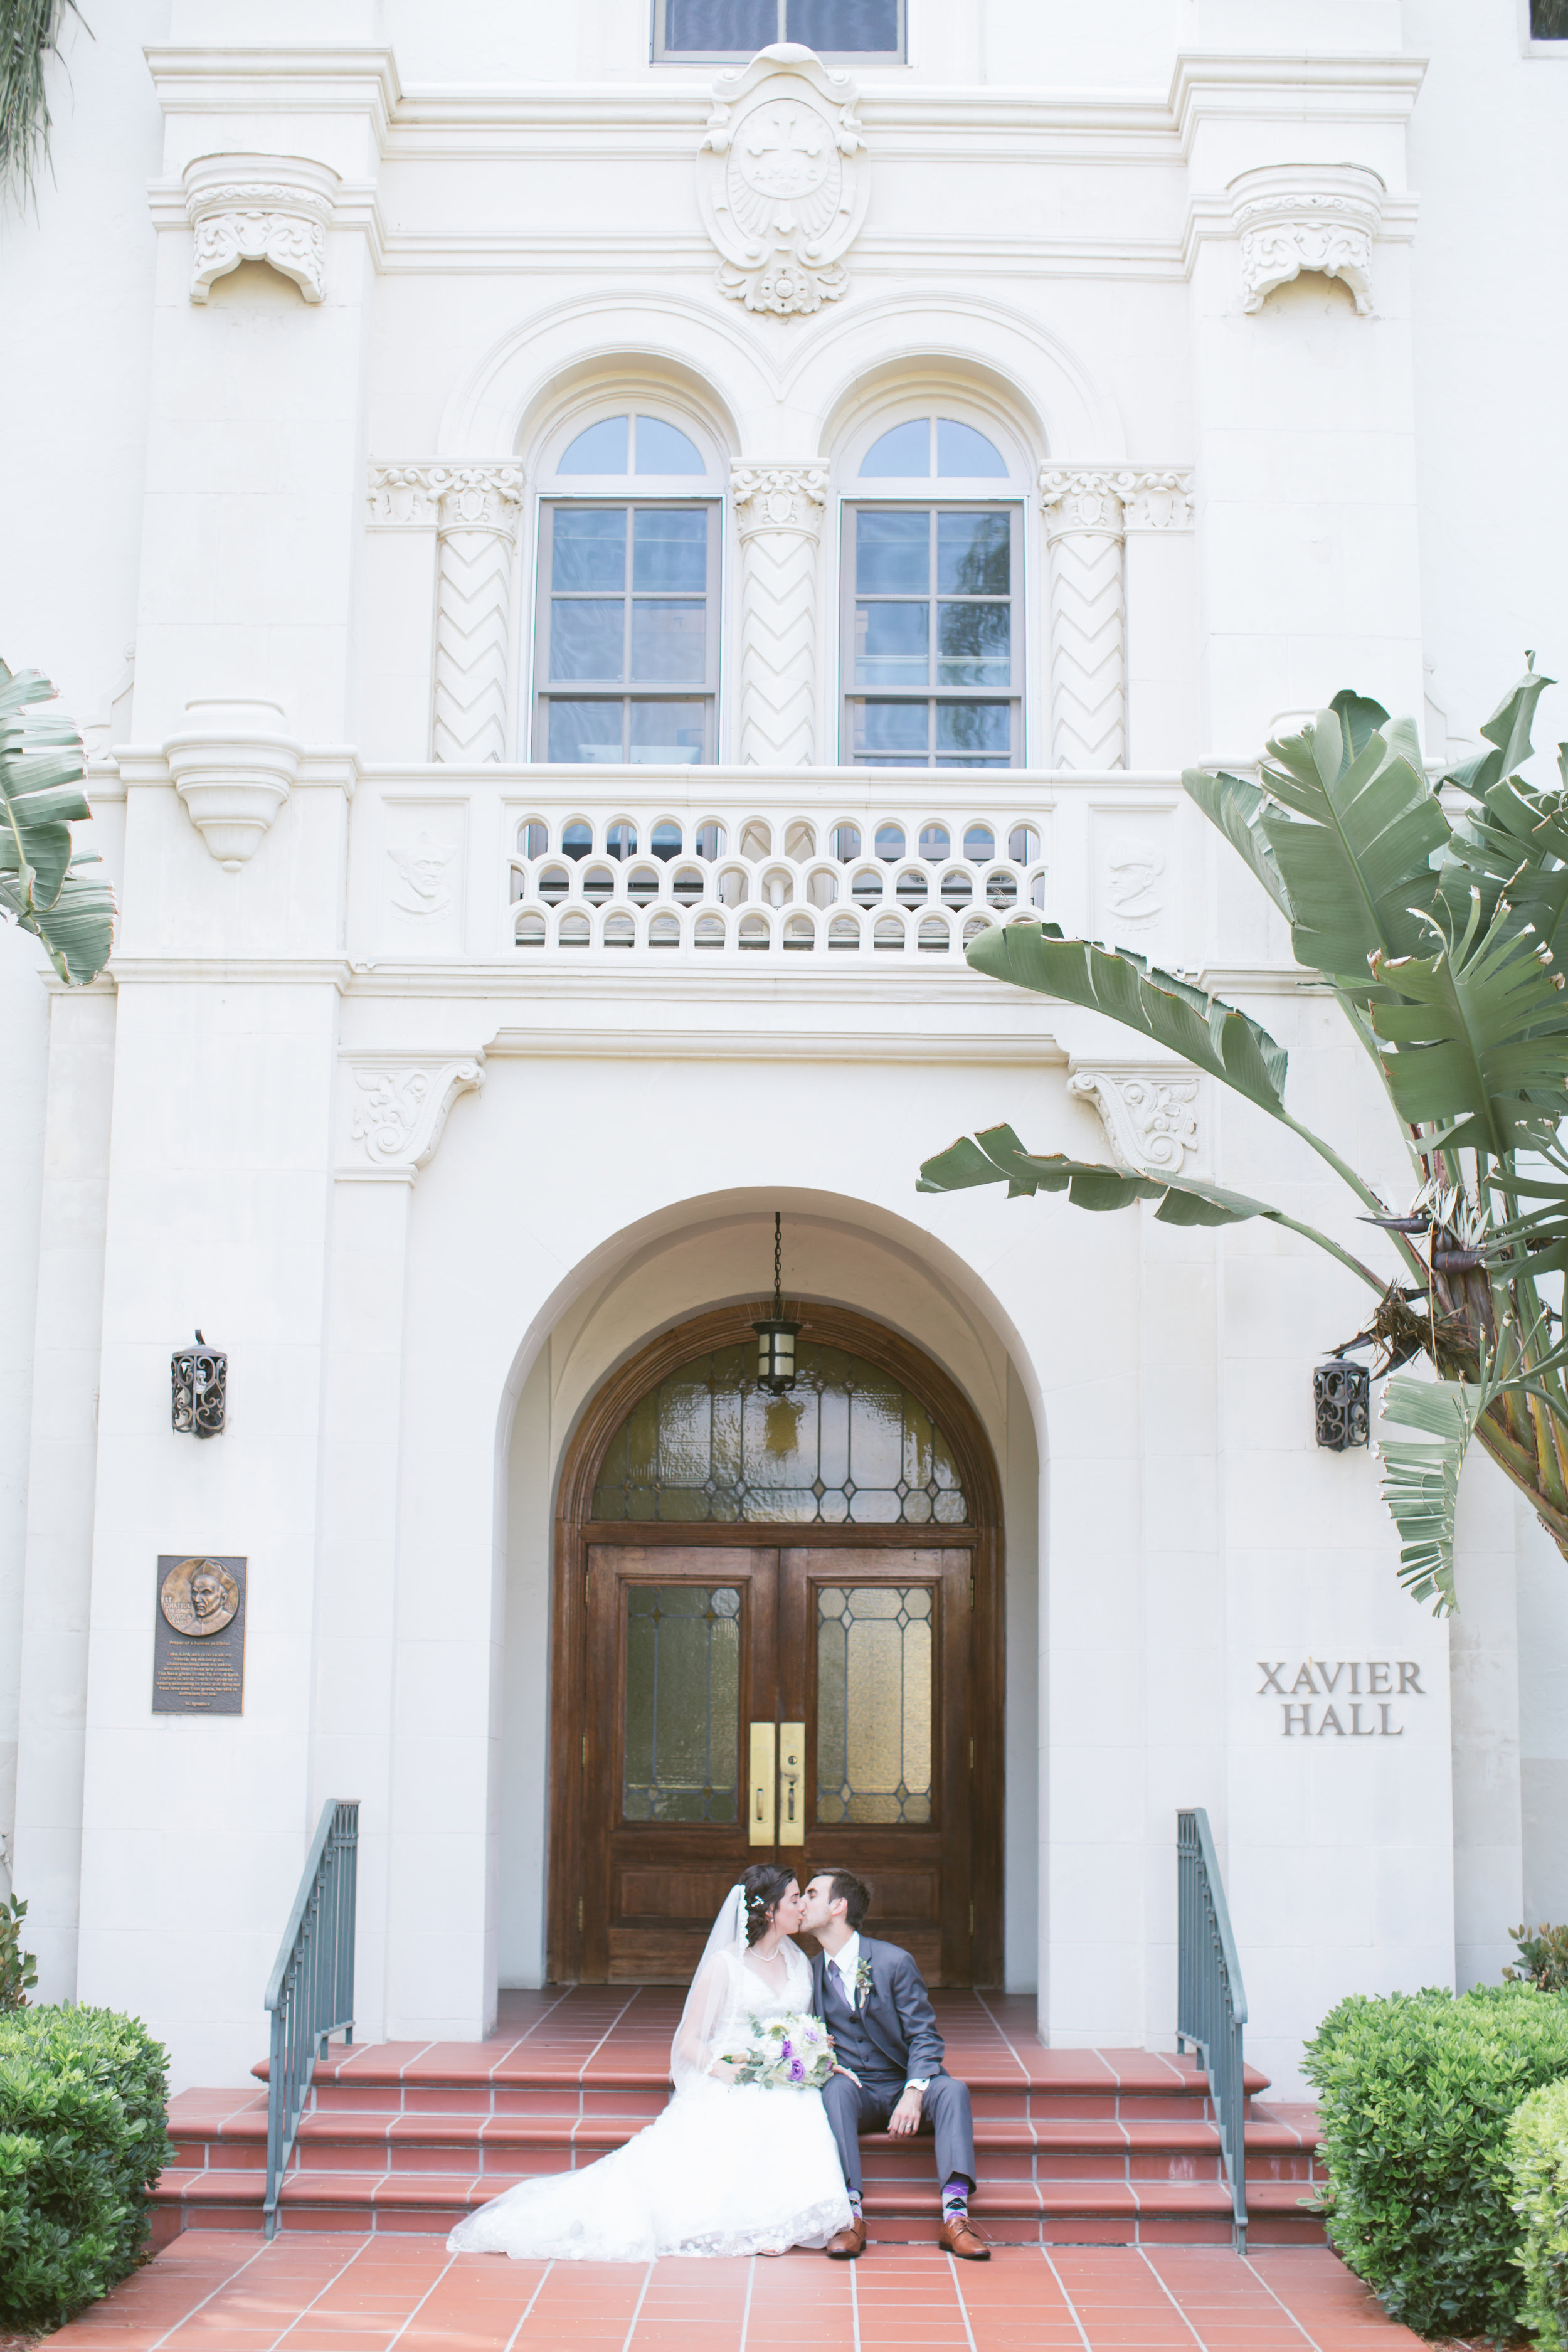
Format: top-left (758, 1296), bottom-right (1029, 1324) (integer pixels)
top-left (1256, 1659), bottom-right (1426, 1739)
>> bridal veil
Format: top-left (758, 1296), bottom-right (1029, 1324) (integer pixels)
top-left (670, 1883), bottom-right (749, 2094)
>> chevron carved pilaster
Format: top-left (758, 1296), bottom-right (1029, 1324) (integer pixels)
top-left (430, 465), bottom-right (523, 764)
top-left (732, 465), bottom-right (828, 766)
top-left (1039, 469), bottom-right (1128, 771)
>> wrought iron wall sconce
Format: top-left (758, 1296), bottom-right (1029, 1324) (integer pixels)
top-left (1313, 1357), bottom-right (1369, 1450)
top-left (172, 1331), bottom-right (227, 1437)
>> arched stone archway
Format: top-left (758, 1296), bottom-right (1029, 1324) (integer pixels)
top-left (546, 1301), bottom-right (1005, 1988)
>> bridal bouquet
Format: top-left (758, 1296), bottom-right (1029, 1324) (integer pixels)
top-left (721, 2011), bottom-right (835, 2090)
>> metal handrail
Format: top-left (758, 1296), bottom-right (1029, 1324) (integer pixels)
top-left (1176, 1806), bottom-right (1249, 2250)
top-left (264, 1799), bottom-right (359, 2237)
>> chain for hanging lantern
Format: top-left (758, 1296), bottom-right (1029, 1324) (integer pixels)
top-left (753, 1212), bottom-right (802, 1394)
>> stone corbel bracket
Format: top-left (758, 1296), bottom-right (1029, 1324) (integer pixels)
top-left (698, 43), bottom-right (867, 317)
top-left (184, 152), bottom-right (340, 305)
top-left (1227, 162), bottom-right (1385, 316)
top-left (337, 1054), bottom-right (487, 1184)
top-left (164, 698), bottom-right (302, 871)
top-left (1067, 1059), bottom-right (1200, 1176)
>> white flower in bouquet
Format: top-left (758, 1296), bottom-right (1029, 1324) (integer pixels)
top-left (720, 2011), bottom-right (835, 2090)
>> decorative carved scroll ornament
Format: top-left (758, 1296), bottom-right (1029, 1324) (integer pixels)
top-left (1067, 1064), bottom-right (1199, 1175)
top-left (339, 1057), bottom-right (485, 1182)
top-left (698, 45), bottom-right (868, 317)
top-left (1227, 163), bottom-right (1384, 317)
top-left (184, 153), bottom-right (339, 305)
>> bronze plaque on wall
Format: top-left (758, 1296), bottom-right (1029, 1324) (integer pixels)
top-left (152, 1555), bottom-right (246, 1714)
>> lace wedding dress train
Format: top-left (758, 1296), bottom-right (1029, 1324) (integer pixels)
top-left (447, 1934), bottom-right (851, 2262)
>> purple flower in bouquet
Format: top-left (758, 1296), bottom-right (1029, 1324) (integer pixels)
top-left (790, 2058), bottom-right (805, 2082)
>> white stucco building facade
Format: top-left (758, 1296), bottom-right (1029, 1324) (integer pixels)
top-left (1, 0), bottom-right (1565, 2103)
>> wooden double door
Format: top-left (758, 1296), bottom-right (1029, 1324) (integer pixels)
top-left (580, 1537), bottom-right (976, 1986)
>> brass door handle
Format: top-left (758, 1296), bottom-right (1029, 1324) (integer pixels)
top-left (748, 1722), bottom-right (776, 1846)
top-left (778, 1722), bottom-right (805, 1848)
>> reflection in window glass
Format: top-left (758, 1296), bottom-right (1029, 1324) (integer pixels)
top-left (539, 504), bottom-right (717, 762)
top-left (592, 1341), bottom-right (970, 1525)
top-left (623, 1584), bottom-right (741, 1823)
top-left (630, 701), bottom-right (706, 762)
top-left (817, 1586), bottom-right (933, 1825)
top-left (845, 506), bottom-right (1017, 766)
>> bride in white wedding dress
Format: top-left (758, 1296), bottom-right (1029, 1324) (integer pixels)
top-left (448, 1865), bottom-right (854, 2261)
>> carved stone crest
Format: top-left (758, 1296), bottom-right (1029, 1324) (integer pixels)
top-left (697, 45), bottom-right (868, 317)
top-left (160, 1555), bottom-right (241, 1638)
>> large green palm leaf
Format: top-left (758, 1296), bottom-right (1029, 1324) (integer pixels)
top-left (1252, 697), bottom-right (1446, 984)
top-left (1369, 914), bottom-right (1568, 1155)
top-left (0, 660), bottom-right (115, 985)
top-left (918, 1123), bottom-right (1380, 1284)
top-left (966, 925), bottom-right (1290, 1113)
top-left (926, 657), bottom-right (1568, 1611)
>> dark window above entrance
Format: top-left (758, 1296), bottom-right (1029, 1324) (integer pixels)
top-left (654, 0), bottom-right (903, 60)
top-left (591, 1341), bottom-right (970, 1525)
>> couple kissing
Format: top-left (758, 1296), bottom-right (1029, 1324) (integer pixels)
top-left (449, 1863), bottom-right (990, 2264)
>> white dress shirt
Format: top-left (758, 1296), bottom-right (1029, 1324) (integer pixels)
top-left (824, 1931), bottom-right (926, 2097)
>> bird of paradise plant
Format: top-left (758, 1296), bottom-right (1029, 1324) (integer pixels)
top-left (918, 664), bottom-right (1568, 1611)
top-left (1, 656), bottom-right (115, 984)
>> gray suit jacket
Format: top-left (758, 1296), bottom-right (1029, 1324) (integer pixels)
top-left (809, 1935), bottom-right (948, 2084)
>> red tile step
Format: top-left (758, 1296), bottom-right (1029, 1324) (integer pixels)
top-left (152, 1991), bottom-right (1324, 2249)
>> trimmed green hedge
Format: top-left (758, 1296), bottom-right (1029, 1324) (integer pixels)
top-left (1303, 1982), bottom-right (1568, 2343)
top-left (1508, 2075), bottom-right (1568, 2348)
top-left (0, 2006), bottom-right (176, 2330)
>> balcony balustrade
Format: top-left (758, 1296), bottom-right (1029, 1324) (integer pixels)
top-left (507, 798), bottom-right (1048, 956)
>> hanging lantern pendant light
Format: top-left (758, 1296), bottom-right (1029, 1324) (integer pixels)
top-left (753, 1212), bottom-right (802, 1393)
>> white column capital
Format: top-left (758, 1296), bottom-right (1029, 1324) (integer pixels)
top-left (1039, 469), bottom-right (1128, 539)
top-left (731, 465), bottom-right (830, 541)
top-left (184, 152), bottom-right (339, 305)
top-left (366, 462), bottom-right (524, 539)
top-left (337, 1054), bottom-right (486, 1184)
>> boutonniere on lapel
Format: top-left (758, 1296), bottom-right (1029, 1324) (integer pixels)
top-left (854, 1959), bottom-right (874, 2008)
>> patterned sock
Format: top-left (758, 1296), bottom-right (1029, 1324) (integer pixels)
top-left (847, 2191), bottom-right (863, 2215)
top-left (942, 2177), bottom-right (970, 2218)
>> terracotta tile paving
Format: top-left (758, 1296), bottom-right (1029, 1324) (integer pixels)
top-left (38, 2233), bottom-right (1431, 2352)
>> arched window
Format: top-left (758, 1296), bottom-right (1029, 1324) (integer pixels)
top-left (534, 409), bottom-right (724, 765)
top-left (840, 410), bottom-right (1027, 770)
top-left (591, 1340), bottom-right (970, 1525)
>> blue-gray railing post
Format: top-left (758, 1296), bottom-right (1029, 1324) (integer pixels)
top-left (1175, 1807), bottom-right (1248, 2251)
top-left (263, 1799), bottom-right (359, 2237)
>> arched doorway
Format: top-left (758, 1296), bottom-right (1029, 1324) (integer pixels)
top-left (546, 1303), bottom-right (1004, 1987)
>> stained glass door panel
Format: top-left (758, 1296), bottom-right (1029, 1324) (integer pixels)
top-left (586, 1544), bottom-right (780, 1981)
top-left (581, 1541), bottom-right (973, 1984)
top-left (780, 1547), bottom-right (972, 1986)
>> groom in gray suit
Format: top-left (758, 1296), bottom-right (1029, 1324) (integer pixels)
top-left (799, 1869), bottom-right (989, 2261)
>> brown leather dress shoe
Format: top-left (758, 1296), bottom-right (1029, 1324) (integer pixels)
top-left (825, 2216), bottom-right (866, 2259)
top-left (938, 2214), bottom-right (990, 2260)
